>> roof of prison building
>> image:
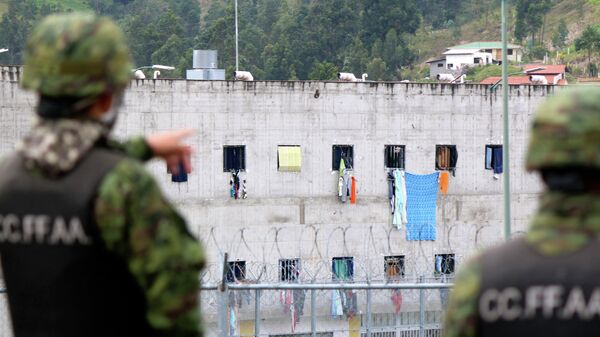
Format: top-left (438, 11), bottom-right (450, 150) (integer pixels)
top-left (480, 76), bottom-right (532, 85)
top-left (524, 64), bottom-right (566, 74)
top-left (448, 41), bottom-right (523, 50)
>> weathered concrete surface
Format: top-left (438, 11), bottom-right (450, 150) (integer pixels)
top-left (0, 69), bottom-right (554, 282)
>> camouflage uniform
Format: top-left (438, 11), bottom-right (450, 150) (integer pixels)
top-left (9, 13), bottom-right (205, 337)
top-left (443, 88), bottom-right (600, 337)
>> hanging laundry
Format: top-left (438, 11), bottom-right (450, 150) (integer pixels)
top-left (439, 171), bottom-right (449, 195)
top-left (449, 147), bottom-right (458, 176)
top-left (331, 288), bottom-right (343, 317)
top-left (392, 170), bottom-right (407, 229)
top-left (391, 290), bottom-right (403, 314)
top-left (229, 171), bottom-right (245, 199)
top-left (387, 171), bottom-right (395, 210)
top-left (435, 255), bottom-right (443, 273)
top-left (171, 161), bottom-right (188, 183)
top-left (341, 170), bottom-right (351, 203)
top-left (350, 177), bottom-right (357, 204)
top-left (242, 179), bottom-right (247, 199)
top-left (331, 258), bottom-right (356, 318)
top-left (405, 172), bottom-right (439, 241)
top-left (338, 158), bottom-right (346, 197)
top-left (293, 290), bottom-right (306, 320)
top-left (492, 147), bottom-right (503, 174)
top-left (439, 275), bottom-right (450, 310)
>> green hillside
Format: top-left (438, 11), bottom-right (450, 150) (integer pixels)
top-left (0, 1), bottom-right (7, 16)
top-left (2, 0), bottom-right (600, 80)
top-left (411, 0), bottom-right (600, 65)
top-left (0, 0), bottom-right (89, 16)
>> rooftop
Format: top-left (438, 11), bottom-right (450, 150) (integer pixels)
top-left (448, 41), bottom-right (522, 50)
top-left (443, 48), bottom-right (484, 55)
top-left (524, 64), bottom-right (566, 74)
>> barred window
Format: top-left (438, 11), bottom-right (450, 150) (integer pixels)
top-left (332, 256), bottom-right (354, 281)
top-left (332, 145), bottom-right (353, 170)
top-left (226, 260), bottom-right (246, 282)
top-left (279, 258), bottom-right (301, 282)
top-left (434, 254), bottom-right (455, 275)
top-left (435, 145), bottom-right (457, 170)
top-left (384, 145), bottom-right (405, 169)
top-left (384, 255), bottom-right (405, 280)
top-left (223, 145), bottom-right (245, 171)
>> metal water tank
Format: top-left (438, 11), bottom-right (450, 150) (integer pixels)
top-left (193, 50), bottom-right (218, 69)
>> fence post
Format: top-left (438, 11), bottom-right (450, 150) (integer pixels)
top-left (218, 253), bottom-right (229, 337)
top-left (366, 282), bottom-right (372, 337)
top-left (419, 276), bottom-right (425, 337)
top-left (254, 289), bottom-right (261, 337)
top-left (311, 288), bottom-right (316, 337)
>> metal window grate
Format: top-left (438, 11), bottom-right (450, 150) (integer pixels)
top-left (223, 145), bottom-right (246, 171)
top-left (484, 144), bottom-right (502, 170)
top-left (384, 255), bottom-right (405, 280)
top-left (226, 261), bottom-right (246, 282)
top-left (435, 145), bottom-right (457, 170)
top-left (279, 258), bottom-right (301, 282)
top-left (385, 145), bottom-right (405, 169)
top-left (332, 145), bottom-right (354, 170)
top-left (332, 256), bottom-right (354, 281)
top-left (434, 254), bottom-right (455, 275)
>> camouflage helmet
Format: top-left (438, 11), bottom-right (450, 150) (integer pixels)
top-left (526, 87), bottom-right (600, 171)
top-left (21, 13), bottom-right (132, 97)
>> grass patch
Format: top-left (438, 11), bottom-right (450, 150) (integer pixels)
top-left (465, 64), bottom-right (523, 83)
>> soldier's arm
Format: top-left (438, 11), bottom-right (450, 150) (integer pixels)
top-left (443, 256), bottom-right (482, 337)
top-left (107, 137), bottom-right (154, 161)
top-left (109, 129), bottom-right (193, 172)
top-left (95, 160), bottom-right (205, 337)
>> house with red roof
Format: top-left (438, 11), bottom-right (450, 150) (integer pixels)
top-left (480, 64), bottom-right (568, 86)
top-left (524, 64), bottom-right (568, 85)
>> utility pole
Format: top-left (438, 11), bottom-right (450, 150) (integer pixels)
top-left (235, 0), bottom-right (239, 72)
top-left (501, 0), bottom-right (511, 241)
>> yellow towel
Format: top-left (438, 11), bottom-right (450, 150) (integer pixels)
top-left (278, 146), bottom-right (301, 172)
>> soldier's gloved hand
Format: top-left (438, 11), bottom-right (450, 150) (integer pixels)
top-left (145, 129), bottom-right (193, 175)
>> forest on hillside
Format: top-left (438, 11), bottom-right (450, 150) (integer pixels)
top-left (0, 0), bottom-right (599, 80)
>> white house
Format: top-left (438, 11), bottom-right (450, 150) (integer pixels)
top-left (442, 49), bottom-right (494, 73)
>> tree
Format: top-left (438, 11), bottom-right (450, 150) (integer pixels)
top-left (575, 25), bottom-right (600, 74)
top-left (551, 19), bottom-right (568, 49)
top-left (361, 0), bottom-right (421, 46)
top-left (308, 61), bottom-right (339, 80)
top-left (342, 36), bottom-right (369, 75)
top-left (366, 57), bottom-right (388, 81)
top-left (514, 0), bottom-right (551, 45)
top-left (151, 34), bottom-right (185, 77)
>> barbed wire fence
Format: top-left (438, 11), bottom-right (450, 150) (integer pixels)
top-left (196, 221), bottom-right (509, 337)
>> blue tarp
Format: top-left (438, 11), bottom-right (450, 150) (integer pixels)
top-left (405, 172), bottom-right (439, 241)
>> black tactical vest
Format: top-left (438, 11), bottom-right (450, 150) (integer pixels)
top-left (0, 147), bottom-right (157, 337)
top-left (477, 237), bottom-right (600, 337)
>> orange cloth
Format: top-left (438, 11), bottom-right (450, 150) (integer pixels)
top-left (350, 177), bottom-right (357, 204)
top-left (439, 171), bottom-right (449, 195)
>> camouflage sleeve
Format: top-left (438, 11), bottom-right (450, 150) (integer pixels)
top-left (95, 160), bottom-right (205, 337)
top-left (107, 137), bottom-right (154, 161)
top-left (443, 256), bottom-right (482, 337)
